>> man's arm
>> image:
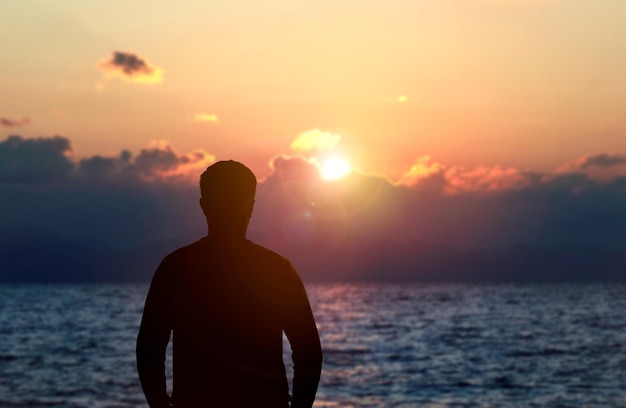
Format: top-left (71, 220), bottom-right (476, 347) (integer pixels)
top-left (136, 257), bottom-right (173, 408)
top-left (282, 264), bottom-right (323, 408)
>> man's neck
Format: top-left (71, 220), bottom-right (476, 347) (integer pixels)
top-left (207, 228), bottom-right (247, 243)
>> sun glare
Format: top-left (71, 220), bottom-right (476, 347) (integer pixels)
top-left (321, 157), bottom-right (351, 180)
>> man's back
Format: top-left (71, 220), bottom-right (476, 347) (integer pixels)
top-left (137, 236), bottom-right (322, 407)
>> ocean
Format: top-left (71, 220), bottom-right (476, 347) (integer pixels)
top-left (0, 283), bottom-right (625, 407)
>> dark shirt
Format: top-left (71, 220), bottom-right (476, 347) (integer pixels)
top-left (136, 236), bottom-right (322, 408)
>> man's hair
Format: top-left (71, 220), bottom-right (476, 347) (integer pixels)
top-left (200, 160), bottom-right (257, 205)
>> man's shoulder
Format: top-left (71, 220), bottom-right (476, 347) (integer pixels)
top-left (242, 241), bottom-right (301, 279)
top-left (245, 240), bottom-right (291, 265)
top-left (160, 237), bottom-right (208, 264)
top-left (244, 241), bottom-right (306, 299)
top-left (161, 237), bottom-right (292, 266)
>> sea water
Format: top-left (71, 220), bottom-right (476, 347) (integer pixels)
top-left (0, 283), bottom-right (625, 407)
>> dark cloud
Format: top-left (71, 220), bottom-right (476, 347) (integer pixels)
top-left (1, 136), bottom-right (626, 282)
top-left (0, 135), bottom-right (214, 184)
top-left (577, 154), bottom-right (626, 169)
top-left (78, 145), bottom-right (212, 181)
top-left (1, 117), bottom-right (30, 127)
top-left (554, 154), bottom-right (626, 180)
top-left (111, 52), bottom-right (153, 75)
top-left (0, 135), bottom-right (74, 182)
top-left (77, 154), bottom-right (123, 182)
top-left (133, 146), bottom-right (181, 176)
top-left (98, 51), bottom-right (163, 83)
top-left (253, 156), bottom-right (626, 283)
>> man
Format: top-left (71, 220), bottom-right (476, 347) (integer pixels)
top-left (137, 160), bottom-right (322, 408)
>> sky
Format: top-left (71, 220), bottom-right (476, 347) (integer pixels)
top-left (2, 0), bottom-right (626, 178)
top-left (1, 1), bottom-right (626, 281)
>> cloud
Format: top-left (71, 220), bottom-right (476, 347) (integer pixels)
top-left (255, 155), bottom-right (626, 265)
top-left (265, 155), bottom-right (320, 183)
top-left (131, 145), bottom-right (215, 180)
top-left (193, 113), bottom-right (218, 123)
top-left (1, 117), bottom-right (30, 127)
top-left (559, 153), bottom-right (626, 171)
top-left (0, 135), bottom-right (74, 183)
top-left (0, 135), bottom-right (214, 184)
top-left (444, 165), bottom-right (529, 194)
top-left (578, 154), bottom-right (626, 169)
top-left (77, 144), bottom-right (215, 182)
top-left (399, 155), bottom-right (445, 187)
top-left (556, 153), bottom-right (626, 181)
top-left (77, 153), bottom-right (125, 181)
top-left (290, 129), bottom-right (341, 152)
top-left (0, 135), bottom-right (216, 257)
top-left (2, 137), bottom-right (626, 283)
top-left (98, 51), bottom-right (163, 84)
top-left (398, 155), bottom-right (528, 194)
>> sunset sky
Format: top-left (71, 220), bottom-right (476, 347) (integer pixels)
top-left (2, 0), bottom-right (626, 283)
top-left (2, 0), bottom-right (625, 181)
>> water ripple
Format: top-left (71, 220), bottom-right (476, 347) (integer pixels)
top-left (0, 283), bottom-right (625, 407)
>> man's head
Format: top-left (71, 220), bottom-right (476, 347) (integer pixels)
top-left (199, 160), bottom-right (257, 237)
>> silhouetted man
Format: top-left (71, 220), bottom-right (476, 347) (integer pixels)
top-left (137, 161), bottom-right (322, 407)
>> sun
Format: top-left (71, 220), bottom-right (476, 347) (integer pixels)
top-left (320, 156), bottom-right (351, 180)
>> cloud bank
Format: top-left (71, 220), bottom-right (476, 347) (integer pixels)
top-left (399, 155), bottom-right (529, 195)
top-left (556, 153), bottom-right (626, 181)
top-left (0, 135), bottom-right (214, 184)
top-left (1, 135), bottom-right (625, 282)
top-left (98, 51), bottom-right (163, 84)
top-left (0, 135), bottom-right (73, 182)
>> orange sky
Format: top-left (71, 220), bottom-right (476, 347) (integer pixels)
top-left (1, 0), bottom-right (625, 180)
